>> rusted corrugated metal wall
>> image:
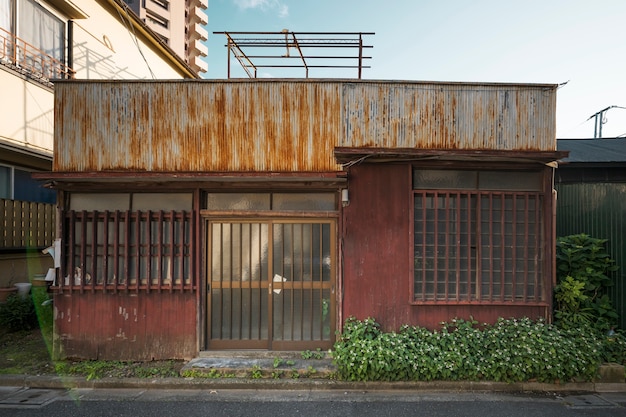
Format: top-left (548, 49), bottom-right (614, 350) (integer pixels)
top-left (54, 81), bottom-right (342, 172)
top-left (53, 80), bottom-right (557, 173)
top-left (556, 183), bottom-right (626, 330)
top-left (341, 83), bottom-right (556, 150)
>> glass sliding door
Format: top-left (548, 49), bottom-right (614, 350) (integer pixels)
top-left (208, 219), bottom-right (335, 350)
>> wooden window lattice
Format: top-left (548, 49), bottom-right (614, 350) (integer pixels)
top-left (413, 190), bottom-right (544, 304)
top-left (61, 210), bottom-right (194, 293)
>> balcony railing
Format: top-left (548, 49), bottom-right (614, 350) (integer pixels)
top-left (0, 27), bottom-right (74, 82)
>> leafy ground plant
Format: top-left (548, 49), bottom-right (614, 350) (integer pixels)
top-left (555, 234), bottom-right (619, 331)
top-left (0, 294), bottom-right (38, 332)
top-left (333, 316), bottom-right (605, 383)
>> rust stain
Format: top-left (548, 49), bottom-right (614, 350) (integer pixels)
top-left (53, 80), bottom-right (557, 173)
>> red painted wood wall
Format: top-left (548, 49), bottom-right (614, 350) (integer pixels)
top-left (53, 292), bottom-right (197, 360)
top-left (341, 163), bottom-right (549, 332)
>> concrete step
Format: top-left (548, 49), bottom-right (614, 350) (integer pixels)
top-left (181, 355), bottom-right (336, 379)
top-left (197, 350), bottom-right (331, 359)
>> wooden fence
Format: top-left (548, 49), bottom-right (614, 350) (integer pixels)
top-left (0, 199), bottom-right (55, 249)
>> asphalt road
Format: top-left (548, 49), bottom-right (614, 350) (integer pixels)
top-left (1, 388), bottom-right (626, 417)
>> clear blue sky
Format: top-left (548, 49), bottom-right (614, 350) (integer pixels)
top-left (205, 0), bottom-right (626, 139)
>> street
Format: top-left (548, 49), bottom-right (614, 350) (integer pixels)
top-left (1, 388), bottom-right (626, 417)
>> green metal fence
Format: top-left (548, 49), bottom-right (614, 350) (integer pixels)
top-left (555, 183), bottom-right (626, 330)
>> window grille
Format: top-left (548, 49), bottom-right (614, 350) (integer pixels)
top-left (412, 169), bottom-right (545, 304)
top-left (61, 210), bottom-right (194, 293)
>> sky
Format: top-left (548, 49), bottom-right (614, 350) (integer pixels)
top-left (204, 0), bottom-right (626, 139)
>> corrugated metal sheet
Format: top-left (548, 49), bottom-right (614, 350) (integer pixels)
top-left (53, 80), bottom-right (557, 173)
top-left (555, 183), bottom-right (626, 329)
top-left (54, 81), bottom-right (342, 172)
top-left (342, 82), bottom-right (556, 151)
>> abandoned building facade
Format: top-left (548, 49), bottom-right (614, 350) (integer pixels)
top-left (41, 79), bottom-right (566, 360)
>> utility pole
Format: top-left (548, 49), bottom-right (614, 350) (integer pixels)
top-left (587, 105), bottom-right (626, 138)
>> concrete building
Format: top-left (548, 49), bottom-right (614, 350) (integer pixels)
top-left (0, 0), bottom-right (197, 288)
top-left (123, 0), bottom-right (208, 74)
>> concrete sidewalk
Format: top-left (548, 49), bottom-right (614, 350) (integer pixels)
top-left (0, 373), bottom-right (625, 394)
top-left (1, 351), bottom-right (624, 393)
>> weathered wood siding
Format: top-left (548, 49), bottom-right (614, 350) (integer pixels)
top-left (53, 80), bottom-right (557, 173)
top-left (53, 292), bottom-right (197, 360)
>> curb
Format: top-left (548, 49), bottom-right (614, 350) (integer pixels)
top-left (0, 375), bottom-right (625, 393)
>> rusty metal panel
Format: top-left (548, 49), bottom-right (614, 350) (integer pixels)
top-left (54, 80), bottom-right (556, 173)
top-left (54, 292), bottom-right (197, 360)
top-left (341, 82), bottom-right (556, 151)
top-left (341, 163), bottom-right (552, 332)
top-left (54, 81), bottom-right (343, 172)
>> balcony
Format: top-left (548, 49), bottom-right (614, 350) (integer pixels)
top-left (0, 27), bottom-right (74, 83)
top-left (192, 6), bottom-right (208, 25)
top-left (193, 23), bottom-right (208, 41)
top-left (194, 39), bottom-right (208, 57)
top-left (192, 55), bottom-right (208, 72)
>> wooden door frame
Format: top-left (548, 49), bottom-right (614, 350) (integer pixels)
top-left (202, 214), bottom-right (337, 351)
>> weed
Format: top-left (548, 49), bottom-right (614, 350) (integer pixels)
top-left (250, 365), bottom-right (263, 379)
top-left (301, 348), bottom-right (325, 360)
top-left (304, 365), bottom-right (317, 377)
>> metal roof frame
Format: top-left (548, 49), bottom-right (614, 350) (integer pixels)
top-left (214, 31), bottom-right (374, 79)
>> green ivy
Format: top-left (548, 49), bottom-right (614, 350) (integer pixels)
top-left (333, 317), bottom-right (603, 383)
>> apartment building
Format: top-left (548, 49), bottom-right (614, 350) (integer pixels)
top-left (123, 0), bottom-right (208, 74)
top-left (0, 0), bottom-right (197, 287)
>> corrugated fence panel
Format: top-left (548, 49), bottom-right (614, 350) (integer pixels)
top-left (54, 80), bottom-right (557, 173)
top-left (555, 183), bottom-right (626, 329)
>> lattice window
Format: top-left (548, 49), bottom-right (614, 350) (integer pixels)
top-left (62, 210), bottom-right (194, 292)
top-left (412, 169), bottom-right (545, 304)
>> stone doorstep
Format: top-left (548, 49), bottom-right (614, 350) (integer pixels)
top-left (197, 350), bottom-right (332, 359)
top-left (597, 363), bottom-right (625, 384)
top-left (181, 355), bottom-right (337, 379)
